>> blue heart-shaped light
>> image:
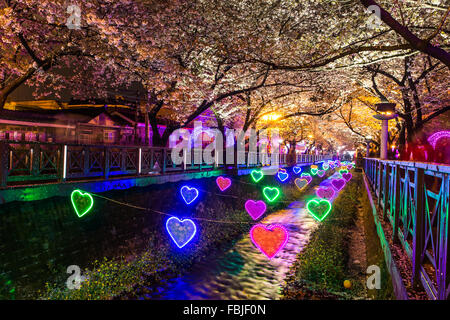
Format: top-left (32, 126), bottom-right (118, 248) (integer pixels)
top-left (166, 217), bottom-right (197, 248)
top-left (293, 166), bottom-right (302, 174)
top-left (277, 171), bottom-right (289, 182)
top-left (180, 186), bottom-right (199, 205)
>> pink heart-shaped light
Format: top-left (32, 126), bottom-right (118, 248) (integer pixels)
top-left (245, 200), bottom-right (267, 220)
top-left (216, 176), bottom-right (232, 191)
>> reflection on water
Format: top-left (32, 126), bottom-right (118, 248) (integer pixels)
top-left (143, 173), bottom-right (342, 300)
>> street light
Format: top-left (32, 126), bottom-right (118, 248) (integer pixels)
top-left (365, 135), bottom-right (373, 157)
top-left (261, 113), bottom-right (281, 121)
top-left (373, 102), bottom-right (398, 160)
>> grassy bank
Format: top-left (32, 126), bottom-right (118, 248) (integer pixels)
top-left (282, 172), bottom-right (393, 300)
top-left (360, 180), bottom-right (395, 300)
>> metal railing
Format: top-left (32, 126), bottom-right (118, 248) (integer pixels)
top-left (0, 140), bottom-right (333, 187)
top-left (364, 158), bottom-right (450, 300)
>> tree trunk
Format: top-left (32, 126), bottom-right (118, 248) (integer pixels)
top-left (0, 95), bottom-right (6, 110)
top-left (0, 67), bottom-right (37, 110)
top-left (359, 0), bottom-right (450, 67)
top-left (287, 139), bottom-right (297, 166)
top-left (144, 111), bottom-right (150, 145)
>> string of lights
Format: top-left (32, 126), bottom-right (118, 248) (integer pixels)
top-left (92, 193), bottom-right (255, 225)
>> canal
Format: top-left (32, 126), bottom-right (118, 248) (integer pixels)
top-left (137, 173), bottom-right (342, 300)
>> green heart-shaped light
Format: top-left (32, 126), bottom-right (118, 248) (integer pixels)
top-left (251, 169), bottom-right (264, 183)
top-left (306, 198), bottom-right (332, 222)
top-left (311, 168), bottom-right (318, 175)
top-left (339, 169), bottom-right (348, 175)
top-left (263, 187), bottom-right (281, 202)
top-left (71, 190), bottom-right (94, 218)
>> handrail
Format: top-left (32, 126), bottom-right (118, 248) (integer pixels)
top-left (363, 157), bottom-right (450, 173)
top-left (0, 140), bottom-right (334, 187)
top-left (363, 157), bottom-right (450, 300)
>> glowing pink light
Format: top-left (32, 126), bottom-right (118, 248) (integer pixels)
top-left (428, 131), bottom-right (450, 149)
top-left (216, 176), bottom-right (232, 191)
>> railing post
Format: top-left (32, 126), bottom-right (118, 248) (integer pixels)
top-left (58, 144), bottom-right (67, 182)
top-left (383, 164), bottom-right (390, 220)
top-left (138, 148), bottom-right (142, 175)
top-left (437, 174), bottom-right (449, 299)
top-left (0, 141), bottom-right (8, 187)
top-left (162, 149), bottom-right (167, 174)
top-left (31, 143), bottom-right (40, 177)
top-left (393, 164), bottom-right (401, 244)
top-left (83, 147), bottom-right (90, 176)
top-left (377, 161), bottom-right (383, 206)
top-left (104, 147), bottom-right (110, 179)
top-left (120, 148), bottom-right (127, 172)
top-left (412, 167), bottom-right (425, 287)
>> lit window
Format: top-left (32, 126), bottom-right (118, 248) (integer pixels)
top-left (104, 131), bottom-right (115, 143)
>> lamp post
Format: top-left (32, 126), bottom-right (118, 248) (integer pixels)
top-left (373, 102), bottom-right (398, 160)
top-left (365, 135), bottom-right (373, 157)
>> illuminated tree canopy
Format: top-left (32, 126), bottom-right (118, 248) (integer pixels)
top-left (0, 0), bottom-right (448, 149)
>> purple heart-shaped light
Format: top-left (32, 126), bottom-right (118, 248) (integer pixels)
top-left (342, 172), bottom-right (352, 182)
top-left (245, 200), bottom-right (267, 220)
top-left (316, 186), bottom-right (335, 199)
top-left (331, 179), bottom-right (346, 191)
